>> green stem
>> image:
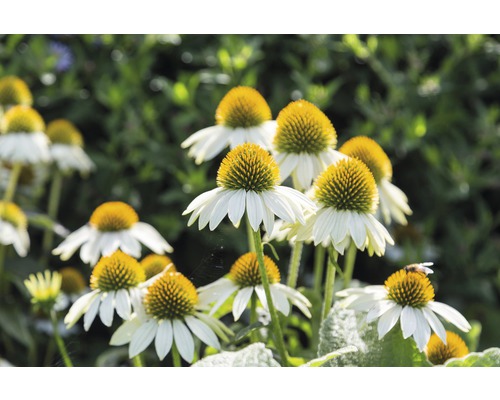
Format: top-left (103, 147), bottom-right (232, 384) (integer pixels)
top-left (250, 292), bottom-right (259, 343)
top-left (0, 244), bottom-right (6, 296)
top-left (172, 343), bottom-right (182, 367)
top-left (246, 218), bottom-right (256, 253)
top-left (251, 228), bottom-right (289, 366)
top-left (132, 354), bottom-right (144, 367)
top-left (286, 241), bottom-right (304, 289)
top-left (342, 242), bottom-right (357, 289)
top-left (50, 310), bottom-right (73, 367)
top-left (3, 162), bottom-right (22, 203)
top-left (313, 245), bottom-right (326, 293)
top-left (42, 170), bottom-right (63, 261)
top-left (321, 247), bottom-right (339, 322)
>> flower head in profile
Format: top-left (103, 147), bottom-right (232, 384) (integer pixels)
top-left (340, 136), bottom-right (412, 225)
top-left (110, 271), bottom-right (232, 363)
top-left (46, 119), bottom-right (95, 175)
top-left (198, 252), bottom-right (312, 321)
top-left (0, 76), bottom-right (33, 109)
top-left (55, 266), bottom-right (89, 311)
top-left (293, 157), bottom-right (394, 256)
top-left (64, 251), bottom-right (146, 330)
top-left (336, 267), bottom-right (472, 352)
top-left (0, 105), bottom-right (50, 165)
top-left (181, 86), bottom-right (277, 164)
top-left (183, 143), bottom-right (316, 233)
top-left (0, 201), bottom-right (30, 257)
top-left (140, 254), bottom-right (176, 280)
top-left (24, 270), bottom-right (62, 313)
top-left (273, 99), bottom-right (346, 191)
top-left (52, 201), bottom-right (173, 265)
top-left (426, 330), bottom-right (469, 365)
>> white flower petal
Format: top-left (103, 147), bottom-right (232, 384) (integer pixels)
top-left (99, 291), bottom-right (115, 327)
top-left (131, 222), bottom-right (173, 253)
top-left (129, 319), bottom-right (158, 358)
top-left (83, 293), bottom-right (102, 331)
top-left (366, 300), bottom-right (397, 323)
top-left (115, 289), bottom-right (132, 320)
top-left (173, 319), bottom-right (195, 363)
top-left (185, 315), bottom-right (220, 350)
top-left (110, 317), bottom-right (142, 346)
top-left (246, 191), bottom-right (264, 232)
top-left (270, 285), bottom-right (290, 316)
top-left (427, 302), bottom-right (471, 332)
top-left (412, 308), bottom-right (431, 352)
top-left (155, 320), bottom-right (173, 361)
top-left (227, 189), bottom-right (246, 227)
top-left (422, 307), bottom-right (447, 344)
top-left (232, 287), bottom-right (254, 321)
top-left (400, 306), bottom-right (417, 339)
top-left (64, 291), bottom-right (98, 328)
top-left (377, 304), bottom-right (402, 339)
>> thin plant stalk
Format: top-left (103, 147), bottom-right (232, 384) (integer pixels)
top-left (313, 245), bottom-right (325, 293)
top-left (286, 241), bottom-right (303, 289)
top-left (342, 241), bottom-right (357, 289)
top-left (321, 247), bottom-right (339, 321)
top-left (249, 292), bottom-right (260, 343)
top-left (132, 354), bottom-right (144, 367)
top-left (3, 162), bottom-right (22, 203)
top-left (42, 170), bottom-right (64, 259)
top-left (246, 218), bottom-right (256, 253)
top-left (251, 226), bottom-right (289, 366)
top-left (50, 310), bottom-right (73, 367)
top-left (172, 343), bottom-right (182, 367)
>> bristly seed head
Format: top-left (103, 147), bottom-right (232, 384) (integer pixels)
top-left (217, 143), bottom-right (280, 192)
top-left (59, 267), bottom-right (87, 294)
top-left (229, 252), bottom-right (281, 287)
top-left (89, 201), bottom-right (139, 232)
top-left (46, 119), bottom-right (84, 147)
top-left (426, 331), bottom-right (469, 365)
top-left (314, 158), bottom-right (378, 213)
top-left (140, 254), bottom-right (177, 280)
top-left (1, 105), bottom-right (45, 135)
top-left (0, 76), bottom-right (33, 107)
top-left (385, 269), bottom-right (435, 308)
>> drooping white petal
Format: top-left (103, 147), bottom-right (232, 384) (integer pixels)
top-left (412, 308), bottom-right (431, 351)
top-left (422, 307), bottom-right (447, 344)
top-left (270, 285), bottom-right (290, 316)
top-left (245, 191), bottom-right (263, 232)
top-left (366, 300), bottom-right (398, 323)
top-left (129, 319), bottom-right (158, 358)
top-left (64, 291), bottom-right (98, 328)
top-left (130, 222), bottom-right (173, 253)
top-left (232, 287), bottom-right (254, 321)
top-left (173, 319), bottom-right (195, 363)
top-left (110, 317), bottom-right (142, 346)
top-left (83, 293), bottom-right (102, 331)
top-left (52, 225), bottom-right (91, 260)
top-left (227, 189), bottom-right (246, 227)
top-left (99, 291), bottom-right (116, 327)
top-left (115, 289), bottom-right (132, 320)
top-left (400, 306), bottom-right (417, 339)
top-left (185, 315), bottom-right (220, 350)
top-left (276, 153), bottom-right (299, 182)
top-left (155, 320), bottom-right (173, 361)
top-left (427, 302), bottom-right (471, 332)
top-left (377, 304), bottom-right (402, 339)
top-left (208, 190), bottom-right (233, 231)
top-left (254, 285), bottom-right (268, 311)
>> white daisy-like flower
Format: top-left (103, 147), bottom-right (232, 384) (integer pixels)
top-left (0, 105), bottom-right (50, 165)
top-left (110, 270), bottom-right (232, 363)
top-left (64, 250), bottom-right (146, 330)
top-left (0, 201), bottom-right (30, 257)
top-left (181, 86), bottom-right (277, 164)
top-left (336, 267), bottom-right (472, 352)
top-left (293, 157), bottom-right (394, 256)
top-left (0, 75), bottom-right (33, 111)
top-left (46, 119), bottom-right (95, 175)
top-left (52, 201), bottom-right (173, 266)
top-left (198, 252), bottom-right (312, 321)
top-left (339, 136), bottom-right (412, 225)
top-left (183, 143), bottom-right (316, 234)
top-left (273, 99), bottom-right (346, 191)
top-left (24, 270), bottom-right (62, 313)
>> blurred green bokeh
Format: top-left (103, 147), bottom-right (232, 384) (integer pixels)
top-left (0, 34), bottom-right (498, 365)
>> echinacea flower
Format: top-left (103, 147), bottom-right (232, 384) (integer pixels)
top-left (273, 99), bottom-right (346, 191)
top-left (110, 271), bottom-right (232, 363)
top-left (52, 201), bottom-right (173, 265)
top-left (336, 268), bottom-right (472, 352)
top-left (46, 119), bottom-right (95, 175)
top-left (64, 250), bottom-right (146, 330)
top-left (426, 330), bottom-right (469, 365)
top-left (293, 157), bottom-right (394, 256)
top-left (56, 266), bottom-right (89, 311)
top-left (339, 136), bottom-right (412, 225)
top-left (140, 254), bottom-right (176, 280)
top-left (0, 105), bottom-right (50, 165)
top-left (181, 86), bottom-right (277, 164)
top-left (183, 143), bottom-right (316, 233)
top-left (0, 76), bottom-right (33, 109)
top-left (24, 270), bottom-right (62, 313)
top-left (0, 201), bottom-right (30, 256)
top-left (198, 252), bottom-right (312, 321)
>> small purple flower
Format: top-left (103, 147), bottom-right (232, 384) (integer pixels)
top-left (49, 41), bottom-right (74, 72)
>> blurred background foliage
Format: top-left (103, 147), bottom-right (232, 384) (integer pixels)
top-left (0, 34), bottom-right (498, 365)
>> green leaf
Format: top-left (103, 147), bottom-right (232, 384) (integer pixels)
top-left (0, 304), bottom-right (35, 348)
top-left (444, 348), bottom-right (500, 367)
top-left (234, 322), bottom-right (265, 344)
top-left (192, 343), bottom-right (281, 367)
top-left (300, 346), bottom-right (358, 367)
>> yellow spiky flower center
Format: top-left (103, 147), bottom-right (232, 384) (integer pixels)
top-left (339, 136), bottom-right (392, 183)
top-left (59, 267), bottom-right (87, 294)
top-left (46, 119), bottom-right (84, 147)
top-left (1, 105), bottom-right (45, 134)
top-left (426, 331), bottom-right (469, 365)
top-left (0, 76), bottom-right (33, 107)
top-left (215, 86), bottom-right (272, 129)
top-left (385, 269), bottom-right (435, 308)
top-left (90, 250), bottom-right (145, 292)
top-left (314, 158), bottom-right (378, 213)
top-left (140, 254), bottom-right (177, 280)
top-left (274, 99), bottom-right (336, 155)
top-left (217, 143), bottom-right (280, 192)
top-left (89, 201), bottom-right (139, 232)
top-left (0, 201), bottom-right (27, 229)
top-left (144, 272), bottom-right (198, 320)
top-left (229, 252), bottom-right (281, 287)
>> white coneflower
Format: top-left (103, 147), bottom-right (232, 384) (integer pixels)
top-left (52, 201), bottom-right (173, 266)
top-left (0, 201), bottom-right (30, 257)
top-left (64, 250), bottom-right (146, 330)
top-left (339, 136), bottom-right (412, 225)
top-left (336, 268), bottom-right (472, 352)
top-left (110, 271), bottom-right (232, 363)
top-left (426, 330), bottom-right (469, 365)
top-left (46, 119), bottom-right (95, 175)
top-left (198, 252), bottom-right (312, 321)
top-left (0, 105), bottom-right (50, 165)
top-left (294, 157), bottom-right (394, 256)
top-left (273, 99), bottom-right (346, 191)
top-left (183, 143), bottom-right (316, 233)
top-left (181, 86), bottom-right (277, 164)
top-left (0, 76), bottom-right (33, 111)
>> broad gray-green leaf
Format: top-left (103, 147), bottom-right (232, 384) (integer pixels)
top-left (444, 348), bottom-right (500, 367)
top-left (192, 343), bottom-right (280, 367)
top-left (300, 346), bottom-right (358, 367)
top-left (0, 305), bottom-right (34, 348)
top-left (318, 302), bottom-right (430, 367)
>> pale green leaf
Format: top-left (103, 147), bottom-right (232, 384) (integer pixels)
top-left (192, 343), bottom-right (280, 367)
top-left (444, 348), bottom-right (500, 367)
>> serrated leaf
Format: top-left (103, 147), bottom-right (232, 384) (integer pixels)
top-left (300, 346), bottom-right (358, 367)
top-left (192, 343), bottom-right (281, 367)
top-left (444, 348), bottom-right (500, 367)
